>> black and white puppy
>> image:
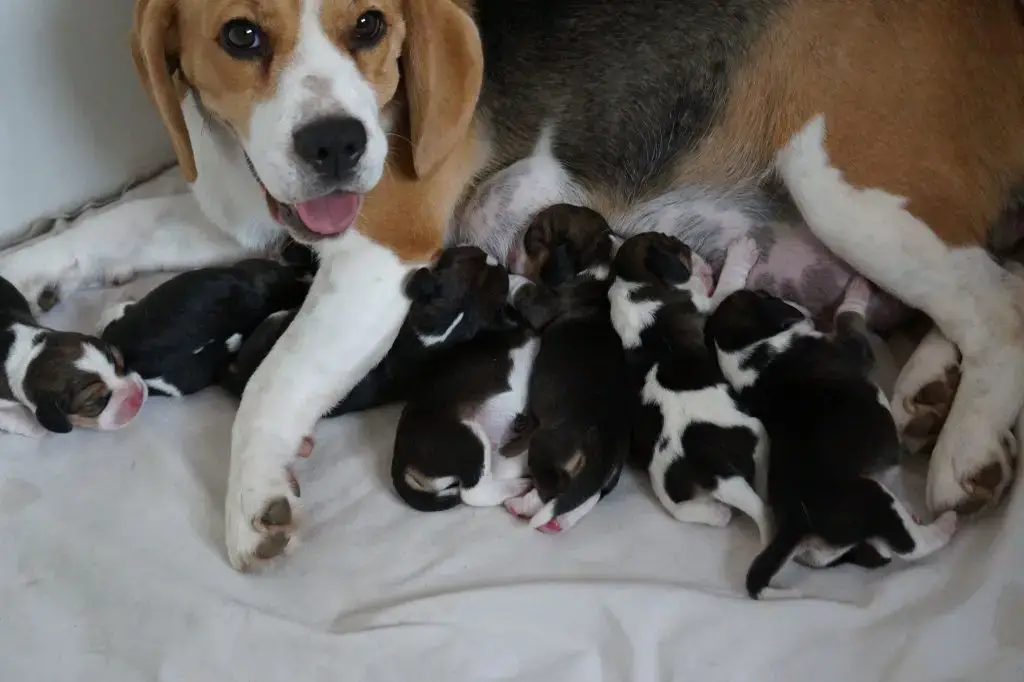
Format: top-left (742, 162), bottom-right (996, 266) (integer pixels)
top-left (98, 259), bottom-right (312, 397)
top-left (1, 275), bottom-right (147, 436)
top-left (502, 204), bottom-right (631, 533)
top-left (222, 246), bottom-right (519, 417)
top-left (390, 249), bottom-right (537, 510)
top-left (609, 233), bottom-right (771, 542)
top-left (706, 278), bottom-right (959, 599)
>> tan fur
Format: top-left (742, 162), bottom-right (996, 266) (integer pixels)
top-left (130, 0), bottom-right (483, 189)
top-left (678, 0), bottom-right (1024, 247)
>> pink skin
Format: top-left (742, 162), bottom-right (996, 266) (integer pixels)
top-left (111, 384), bottom-right (146, 427)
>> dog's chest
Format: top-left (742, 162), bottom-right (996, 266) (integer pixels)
top-left (471, 338), bottom-right (539, 446)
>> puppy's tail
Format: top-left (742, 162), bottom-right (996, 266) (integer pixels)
top-left (746, 521), bottom-right (806, 599)
top-left (711, 477), bottom-right (772, 547)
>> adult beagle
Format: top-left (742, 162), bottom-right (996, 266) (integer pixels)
top-left (1, 0), bottom-right (1022, 571)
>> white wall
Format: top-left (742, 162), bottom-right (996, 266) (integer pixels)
top-left (0, 0), bottom-right (174, 241)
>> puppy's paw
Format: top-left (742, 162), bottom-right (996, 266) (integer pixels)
top-left (727, 237), bottom-right (760, 272)
top-left (670, 497), bottom-right (733, 527)
top-left (927, 425), bottom-right (1017, 515)
top-left (504, 488), bottom-right (543, 519)
top-left (225, 468), bottom-right (302, 572)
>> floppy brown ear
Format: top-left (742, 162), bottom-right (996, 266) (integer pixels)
top-left (131, 0), bottom-right (197, 182)
top-left (402, 0), bottom-right (483, 178)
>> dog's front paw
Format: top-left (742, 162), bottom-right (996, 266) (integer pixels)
top-left (0, 244), bottom-right (82, 313)
top-left (927, 424), bottom-right (1017, 515)
top-left (225, 464), bottom-right (302, 572)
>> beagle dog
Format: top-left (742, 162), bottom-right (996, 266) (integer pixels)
top-left (1, 0), bottom-right (1022, 570)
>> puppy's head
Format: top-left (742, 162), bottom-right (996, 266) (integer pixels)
top-left (404, 245), bottom-right (513, 347)
top-left (513, 205), bottom-right (614, 286)
top-left (705, 289), bottom-right (813, 354)
top-left (612, 232), bottom-right (713, 297)
top-left (132, 0), bottom-right (482, 243)
top-left (16, 332), bottom-right (148, 433)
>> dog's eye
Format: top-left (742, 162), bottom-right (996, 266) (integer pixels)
top-left (351, 10), bottom-right (387, 49)
top-left (220, 19), bottom-right (267, 59)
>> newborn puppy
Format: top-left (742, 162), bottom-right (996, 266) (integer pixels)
top-left (99, 259), bottom-right (311, 397)
top-left (0, 275), bottom-right (146, 436)
top-left (609, 233), bottom-right (770, 542)
top-left (221, 246), bottom-right (517, 416)
top-left (502, 204), bottom-right (631, 533)
top-left (706, 279), bottom-right (958, 599)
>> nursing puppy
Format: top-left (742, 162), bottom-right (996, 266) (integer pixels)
top-left (501, 204), bottom-right (630, 533)
top-left (706, 280), bottom-right (959, 599)
top-left (609, 233), bottom-right (770, 543)
top-left (222, 246), bottom-right (516, 416)
top-left (0, 275), bottom-right (146, 436)
top-left (99, 259), bottom-right (312, 397)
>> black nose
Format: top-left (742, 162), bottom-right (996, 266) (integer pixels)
top-left (292, 116), bottom-right (367, 180)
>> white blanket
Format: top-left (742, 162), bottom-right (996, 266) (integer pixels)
top-left (0, 269), bottom-right (1021, 682)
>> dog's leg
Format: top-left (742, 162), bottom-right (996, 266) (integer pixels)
top-left (532, 492), bottom-right (601, 534)
top-left (709, 237), bottom-right (759, 309)
top-left (891, 327), bottom-right (962, 457)
top-left (0, 195), bottom-right (254, 313)
top-left (776, 115), bottom-right (1024, 514)
top-left (223, 232), bottom-right (414, 571)
top-left (458, 421), bottom-right (531, 506)
top-left (0, 405), bottom-right (47, 438)
top-left (504, 488), bottom-right (545, 519)
top-left (669, 496), bottom-right (734, 527)
top-left (869, 482), bottom-right (959, 562)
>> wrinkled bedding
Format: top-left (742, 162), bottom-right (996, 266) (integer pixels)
top-left (0, 191), bottom-right (1022, 682)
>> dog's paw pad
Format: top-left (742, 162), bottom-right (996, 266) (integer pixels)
top-left (37, 285), bottom-right (60, 312)
top-left (253, 532), bottom-right (291, 560)
top-left (259, 497), bottom-right (293, 530)
top-left (899, 367), bottom-right (962, 457)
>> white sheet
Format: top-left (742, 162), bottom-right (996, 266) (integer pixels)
top-left (0, 262), bottom-right (1022, 682)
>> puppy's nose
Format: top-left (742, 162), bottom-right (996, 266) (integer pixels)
top-left (292, 116), bottom-right (367, 180)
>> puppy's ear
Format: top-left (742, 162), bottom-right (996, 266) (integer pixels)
top-left (35, 397), bottom-right (72, 434)
top-left (132, 0), bottom-right (195, 182)
top-left (403, 0), bottom-right (483, 178)
top-left (405, 267), bottom-right (440, 302)
top-left (644, 245), bottom-right (691, 283)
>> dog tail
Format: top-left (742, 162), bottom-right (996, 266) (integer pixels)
top-left (711, 477), bottom-right (772, 547)
top-left (746, 520), bottom-right (806, 599)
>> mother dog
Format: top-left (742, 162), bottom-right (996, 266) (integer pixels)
top-left (2, 0), bottom-right (1022, 571)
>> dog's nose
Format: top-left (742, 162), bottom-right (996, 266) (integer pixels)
top-left (292, 116), bottom-right (367, 180)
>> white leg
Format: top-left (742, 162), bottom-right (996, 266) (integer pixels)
top-left (776, 115), bottom-right (1024, 514)
top-left (224, 231), bottom-right (414, 571)
top-left (670, 496), bottom-right (733, 527)
top-left (492, 448), bottom-right (529, 480)
top-left (532, 492), bottom-right (602, 533)
top-left (460, 478), bottom-right (533, 507)
top-left (709, 237), bottom-right (759, 309)
top-left (835, 276), bottom-right (872, 318)
top-left (890, 326), bottom-right (961, 456)
top-left (0, 405), bottom-right (46, 438)
top-left (874, 483), bottom-right (959, 562)
top-left (0, 194), bottom-right (254, 313)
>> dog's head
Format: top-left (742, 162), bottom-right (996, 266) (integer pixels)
top-left (513, 205), bottom-right (614, 286)
top-left (612, 232), bottom-right (713, 297)
top-left (705, 289), bottom-right (813, 355)
top-left (404, 245), bottom-right (514, 347)
top-left (132, 0), bottom-right (483, 242)
top-left (9, 329), bottom-right (148, 433)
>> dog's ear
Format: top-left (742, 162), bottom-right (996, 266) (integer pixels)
top-left (644, 245), bottom-right (691, 283)
top-left (402, 0), bottom-right (484, 178)
top-left (34, 397), bottom-right (72, 434)
top-left (405, 267), bottom-right (440, 302)
top-left (132, 0), bottom-right (196, 182)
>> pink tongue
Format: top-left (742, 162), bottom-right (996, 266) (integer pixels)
top-left (294, 192), bottom-right (362, 235)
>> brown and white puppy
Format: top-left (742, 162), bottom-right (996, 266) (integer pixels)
top-left (1, 276), bottom-right (147, 437)
top-left (502, 205), bottom-right (630, 533)
top-left (2, 0), bottom-right (1021, 571)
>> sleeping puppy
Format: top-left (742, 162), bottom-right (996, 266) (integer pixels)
top-left (502, 204), bottom-right (630, 533)
top-left (706, 278), bottom-right (959, 599)
top-left (0, 275), bottom-right (146, 436)
top-left (98, 259), bottom-right (311, 397)
top-left (608, 233), bottom-right (770, 543)
top-left (221, 246), bottom-right (517, 417)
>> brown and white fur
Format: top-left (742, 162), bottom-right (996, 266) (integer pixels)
top-left (1, 0), bottom-right (1021, 570)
